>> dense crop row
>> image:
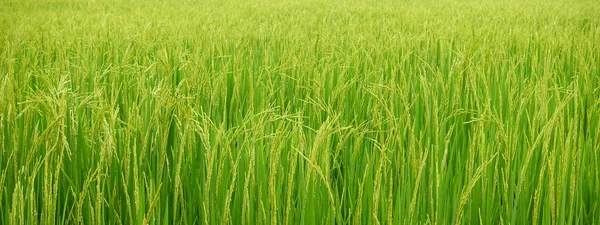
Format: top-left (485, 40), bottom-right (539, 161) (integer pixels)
top-left (1, 0), bottom-right (599, 224)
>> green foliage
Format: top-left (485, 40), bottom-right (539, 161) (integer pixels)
top-left (1, 0), bottom-right (599, 224)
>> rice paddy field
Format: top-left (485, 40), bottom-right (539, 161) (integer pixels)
top-left (1, 0), bottom-right (600, 224)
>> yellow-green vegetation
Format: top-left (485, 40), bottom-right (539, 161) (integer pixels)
top-left (1, 0), bottom-right (599, 224)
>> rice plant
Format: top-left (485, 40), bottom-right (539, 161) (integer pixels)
top-left (1, 0), bottom-right (599, 224)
